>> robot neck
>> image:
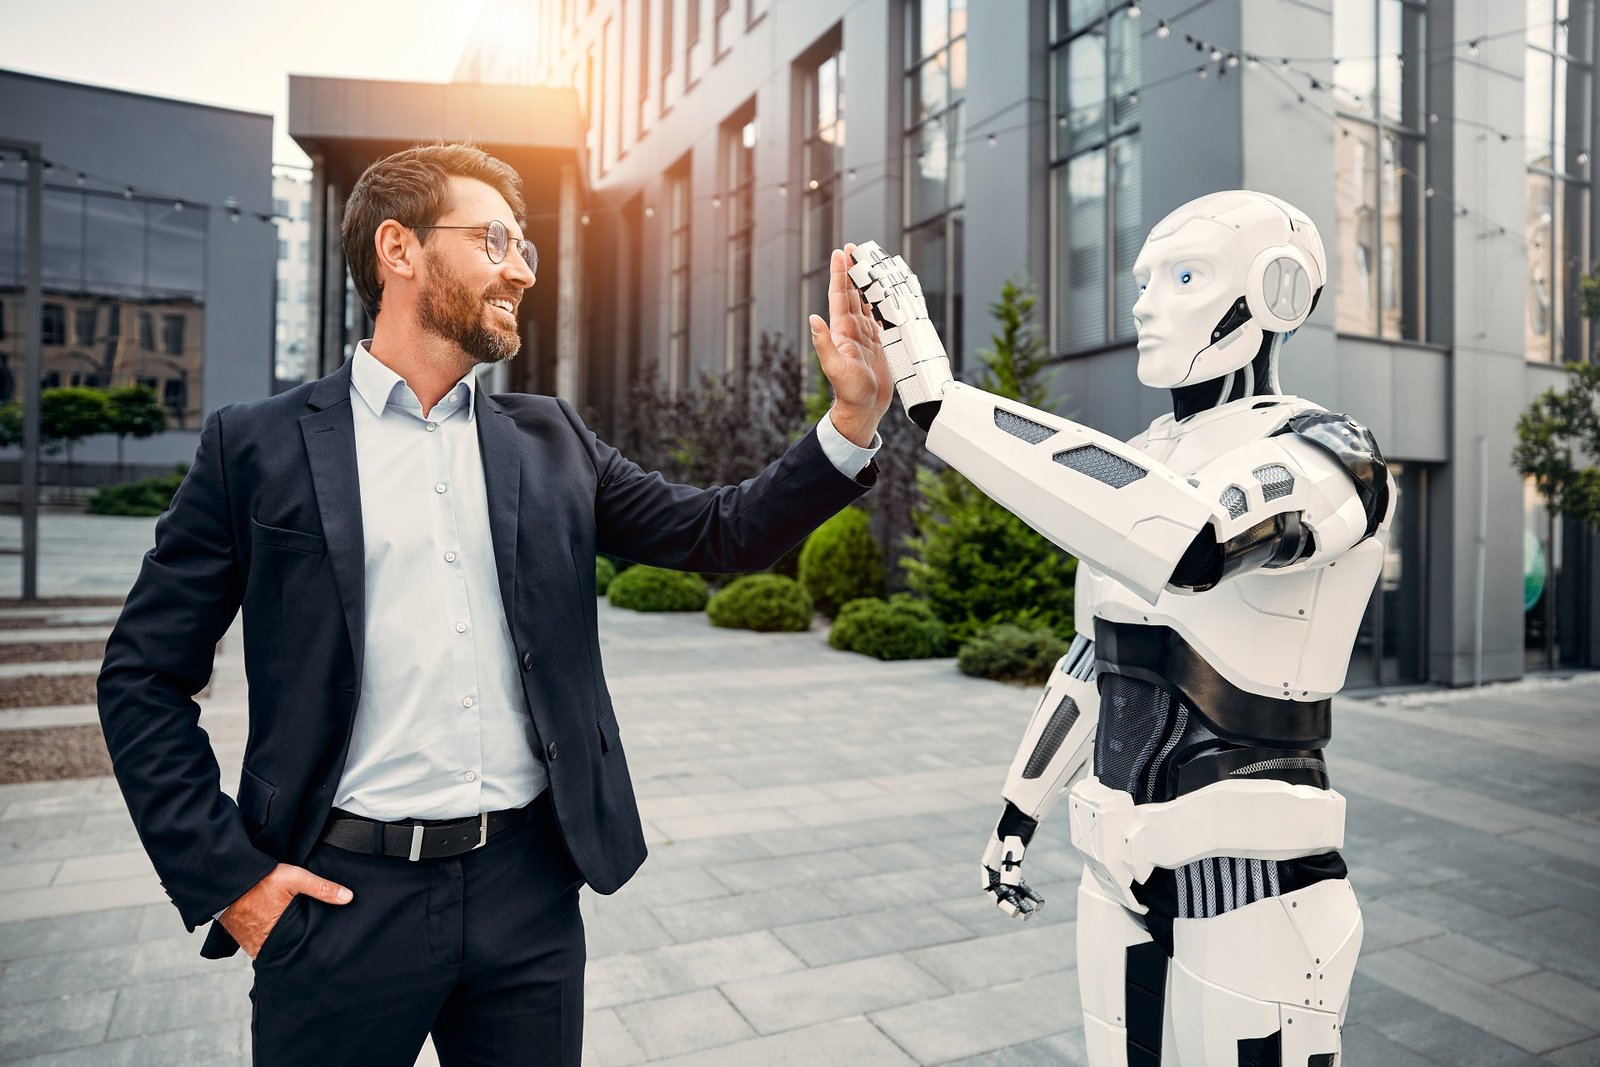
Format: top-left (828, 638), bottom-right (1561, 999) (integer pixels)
top-left (1169, 332), bottom-right (1280, 421)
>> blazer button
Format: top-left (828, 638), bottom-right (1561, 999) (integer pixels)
top-left (521, 652), bottom-right (533, 671)
top-left (546, 742), bottom-right (558, 761)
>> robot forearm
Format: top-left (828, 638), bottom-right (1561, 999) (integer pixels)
top-left (1000, 634), bottom-right (1098, 822)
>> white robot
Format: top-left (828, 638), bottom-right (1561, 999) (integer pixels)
top-left (847, 191), bottom-right (1393, 1066)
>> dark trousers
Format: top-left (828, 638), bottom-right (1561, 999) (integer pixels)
top-left (248, 791), bottom-right (585, 1066)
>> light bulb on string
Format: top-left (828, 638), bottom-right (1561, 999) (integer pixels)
top-left (986, 133), bottom-right (998, 147)
top-left (777, 183), bottom-right (787, 196)
top-left (1425, 186), bottom-right (1435, 198)
top-left (1209, 47), bottom-right (1222, 61)
top-left (1226, 54), bottom-right (1239, 67)
top-left (1246, 56), bottom-right (1259, 69)
top-left (1199, 67), bottom-right (1209, 80)
top-left (712, 195), bottom-right (722, 209)
top-left (580, 212), bottom-right (591, 226)
top-left (1468, 39), bottom-right (1480, 56)
top-left (808, 178), bottom-right (819, 190)
top-left (1578, 151), bottom-right (1590, 166)
top-left (123, 187), bottom-right (134, 200)
top-left (173, 200), bottom-right (184, 212)
top-left (75, 173), bottom-right (86, 186)
top-left (846, 169), bottom-right (857, 181)
top-left (1156, 20), bottom-right (1169, 37)
top-left (643, 205), bottom-right (655, 218)
top-left (1127, 2), bottom-right (1140, 17)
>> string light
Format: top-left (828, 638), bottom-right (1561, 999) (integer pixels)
top-left (1127, 2), bottom-right (1141, 18)
top-left (643, 205), bottom-right (655, 218)
top-left (1156, 20), bottom-right (1169, 38)
top-left (808, 178), bottom-right (819, 190)
top-left (986, 133), bottom-right (998, 147)
top-left (579, 212), bottom-right (591, 225)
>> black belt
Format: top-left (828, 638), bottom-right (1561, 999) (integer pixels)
top-left (321, 799), bottom-right (535, 861)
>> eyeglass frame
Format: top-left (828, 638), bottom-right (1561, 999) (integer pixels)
top-left (410, 219), bottom-right (537, 275)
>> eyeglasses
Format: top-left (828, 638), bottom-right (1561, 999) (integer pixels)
top-left (412, 219), bottom-right (537, 275)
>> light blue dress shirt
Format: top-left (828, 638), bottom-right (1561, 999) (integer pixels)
top-left (333, 341), bottom-right (880, 822)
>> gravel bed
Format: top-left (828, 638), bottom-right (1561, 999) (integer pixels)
top-left (0, 673), bottom-right (99, 709)
top-left (0, 725), bottom-right (113, 783)
top-left (0, 640), bottom-right (106, 665)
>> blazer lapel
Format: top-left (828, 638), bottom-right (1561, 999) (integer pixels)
top-left (300, 363), bottom-right (367, 694)
top-left (475, 388), bottom-right (522, 634)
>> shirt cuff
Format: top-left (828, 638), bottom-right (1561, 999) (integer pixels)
top-left (817, 411), bottom-right (882, 478)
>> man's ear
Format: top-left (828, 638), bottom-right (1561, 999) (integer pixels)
top-left (375, 219), bottom-right (418, 285)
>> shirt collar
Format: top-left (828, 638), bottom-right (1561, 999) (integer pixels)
top-left (351, 340), bottom-right (477, 421)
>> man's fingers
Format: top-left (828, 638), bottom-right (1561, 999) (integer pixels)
top-left (295, 869), bottom-right (353, 905)
top-left (827, 248), bottom-right (851, 324)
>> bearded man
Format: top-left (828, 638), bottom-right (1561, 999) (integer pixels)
top-left (98, 142), bottom-right (889, 1066)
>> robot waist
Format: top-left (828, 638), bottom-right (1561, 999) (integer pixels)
top-left (1093, 618), bottom-right (1332, 748)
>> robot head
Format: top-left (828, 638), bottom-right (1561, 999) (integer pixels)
top-left (1130, 190), bottom-right (1327, 391)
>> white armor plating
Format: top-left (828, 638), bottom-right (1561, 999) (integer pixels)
top-left (849, 190), bottom-right (1385, 1066)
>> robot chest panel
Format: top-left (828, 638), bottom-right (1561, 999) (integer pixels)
top-left (1139, 397), bottom-right (1319, 473)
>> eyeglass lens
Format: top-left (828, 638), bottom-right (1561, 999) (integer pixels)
top-left (487, 221), bottom-right (537, 274)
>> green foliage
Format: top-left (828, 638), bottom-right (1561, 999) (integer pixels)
top-left (706, 574), bottom-right (814, 632)
top-left (86, 466), bottom-right (187, 516)
top-left (903, 276), bottom-right (1078, 644)
top-left (0, 401), bottom-right (20, 450)
top-left (1513, 261), bottom-right (1600, 531)
top-left (798, 506), bottom-right (886, 618)
top-left (105, 385), bottom-right (167, 440)
top-left (827, 594), bottom-right (950, 660)
top-left (40, 387), bottom-right (112, 446)
top-left (595, 556), bottom-right (617, 596)
top-left (606, 565), bottom-right (709, 612)
top-left (957, 623), bottom-right (1070, 684)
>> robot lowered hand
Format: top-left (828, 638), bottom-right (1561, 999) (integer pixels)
top-left (980, 801), bottom-right (1046, 919)
top-left (846, 240), bottom-right (955, 430)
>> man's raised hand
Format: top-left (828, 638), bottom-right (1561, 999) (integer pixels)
top-left (810, 244), bottom-right (892, 447)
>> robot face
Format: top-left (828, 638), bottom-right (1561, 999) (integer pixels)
top-left (1130, 217), bottom-right (1257, 389)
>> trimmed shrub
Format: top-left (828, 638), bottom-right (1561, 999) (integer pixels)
top-left (86, 467), bottom-right (187, 517)
top-left (957, 623), bottom-right (1069, 684)
top-left (607, 566), bottom-right (709, 612)
top-left (798, 507), bottom-right (886, 618)
top-left (706, 574), bottom-right (813, 632)
top-left (828, 594), bottom-right (948, 661)
top-left (595, 556), bottom-right (618, 596)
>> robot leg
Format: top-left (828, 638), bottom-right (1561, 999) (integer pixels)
top-left (1078, 869), bottom-right (1170, 1067)
top-left (1167, 878), bottom-right (1362, 1065)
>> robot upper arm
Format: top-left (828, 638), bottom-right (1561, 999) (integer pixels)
top-left (1170, 414), bottom-right (1390, 591)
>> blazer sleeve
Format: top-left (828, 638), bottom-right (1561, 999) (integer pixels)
top-left (97, 406), bottom-right (278, 932)
top-left (561, 400), bottom-right (875, 573)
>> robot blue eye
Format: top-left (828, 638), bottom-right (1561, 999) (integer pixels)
top-left (1179, 270), bottom-right (1193, 285)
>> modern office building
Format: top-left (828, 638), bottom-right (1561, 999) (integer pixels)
top-left (272, 172), bottom-right (316, 393)
top-left (0, 70), bottom-right (277, 474)
top-left (291, 0), bottom-right (1599, 685)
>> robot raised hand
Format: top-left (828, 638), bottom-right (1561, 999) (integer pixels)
top-left (846, 241), bottom-right (954, 430)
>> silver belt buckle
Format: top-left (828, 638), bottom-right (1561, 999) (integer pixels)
top-left (474, 811), bottom-right (489, 850)
top-left (407, 824), bottom-right (425, 862)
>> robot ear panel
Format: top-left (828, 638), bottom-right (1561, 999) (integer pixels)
top-left (1244, 244), bottom-right (1314, 333)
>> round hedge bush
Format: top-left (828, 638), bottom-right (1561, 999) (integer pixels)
top-left (706, 574), bottom-right (813, 632)
top-left (595, 556), bottom-right (618, 596)
top-left (799, 506), bottom-right (886, 618)
top-left (827, 594), bottom-right (948, 660)
top-left (607, 565), bottom-right (708, 612)
top-left (957, 623), bottom-right (1069, 684)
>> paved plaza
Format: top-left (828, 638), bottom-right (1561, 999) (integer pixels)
top-left (0, 514), bottom-right (1598, 1064)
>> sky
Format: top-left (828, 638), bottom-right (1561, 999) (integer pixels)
top-left (0, 0), bottom-right (489, 168)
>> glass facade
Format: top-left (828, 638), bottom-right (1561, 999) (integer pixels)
top-left (799, 41), bottom-right (846, 335)
top-left (1347, 462), bottom-right (1428, 687)
top-left (904, 0), bottom-right (966, 368)
top-left (0, 179), bottom-right (206, 429)
top-left (1524, 0), bottom-right (1593, 364)
top-left (667, 159), bottom-right (691, 395)
top-left (724, 112), bottom-right (757, 374)
top-left (1049, 0), bottom-right (1141, 353)
top-left (1332, 0), bottom-right (1427, 341)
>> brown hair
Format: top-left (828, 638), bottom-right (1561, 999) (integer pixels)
top-left (341, 143), bottom-right (526, 319)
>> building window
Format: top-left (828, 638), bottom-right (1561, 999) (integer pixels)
top-left (162, 314), bottom-right (186, 356)
top-left (905, 0), bottom-right (966, 368)
top-left (661, 0), bottom-right (674, 103)
top-left (42, 303), bottom-right (66, 346)
top-left (667, 158), bottom-right (692, 395)
top-left (714, 0), bottom-right (734, 57)
top-left (638, 0), bottom-right (652, 134)
top-left (799, 40), bottom-right (846, 329)
top-left (1049, 0), bottom-right (1140, 354)
top-left (724, 112), bottom-right (757, 374)
top-left (1332, 0), bottom-right (1426, 340)
top-left (1525, 0), bottom-right (1594, 363)
top-left (74, 306), bottom-right (96, 346)
top-left (273, 197), bottom-right (290, 218)
top-left (278, 238), bottom-right (288, 261)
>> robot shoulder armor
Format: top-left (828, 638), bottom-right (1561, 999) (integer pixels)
top-left (1272, 411), bottom-right (1390, 538)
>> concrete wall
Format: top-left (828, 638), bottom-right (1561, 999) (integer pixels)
top-left (0, 70), bottom-right (276, 468)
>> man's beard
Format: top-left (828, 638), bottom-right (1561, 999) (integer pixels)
top-left (416, 254), bottom-right (522, 366)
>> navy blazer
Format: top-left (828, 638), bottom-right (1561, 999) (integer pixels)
top-left (97, 360), bottom-right (873, 959)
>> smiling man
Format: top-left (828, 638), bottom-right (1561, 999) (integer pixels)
top-left (98, 142), bottom-right (890, 1065)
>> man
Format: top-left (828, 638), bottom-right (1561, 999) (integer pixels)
top-left (98, 142), bottom-right (890, 1065)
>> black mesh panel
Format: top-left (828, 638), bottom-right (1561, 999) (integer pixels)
top-left (1094, 674), bottom-right (1173, 796)
top-left (1022, 696), bottom-right (1080, 779)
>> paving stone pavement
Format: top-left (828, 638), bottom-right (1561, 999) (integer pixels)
top-left (0, 516), bottom-right (1598, 1064)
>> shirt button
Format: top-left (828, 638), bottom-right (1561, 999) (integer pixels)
top-left (462, 696), bottom-right (474, 708)
top-left (520, 652), bottom-right (533, 671)
top-left (464, 771), bottom-right (477, 782)
top-left (426, 422), bottom-right (437, 432)
top-left (546, 742), bottom-right (558, 761)
top-left (455, 622), bottom-right (467, 633)
top-left (449, 394), bottom-right (460, 404)
top-left (435, 483), bottom-right (447, 494)
top-left (445, 552), bottom-right (457, 563)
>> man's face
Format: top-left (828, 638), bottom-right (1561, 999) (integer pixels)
top-left (415, 177), bottom-right (535, 366)
top-left (1129, 216), bottom-right (1250, 389)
